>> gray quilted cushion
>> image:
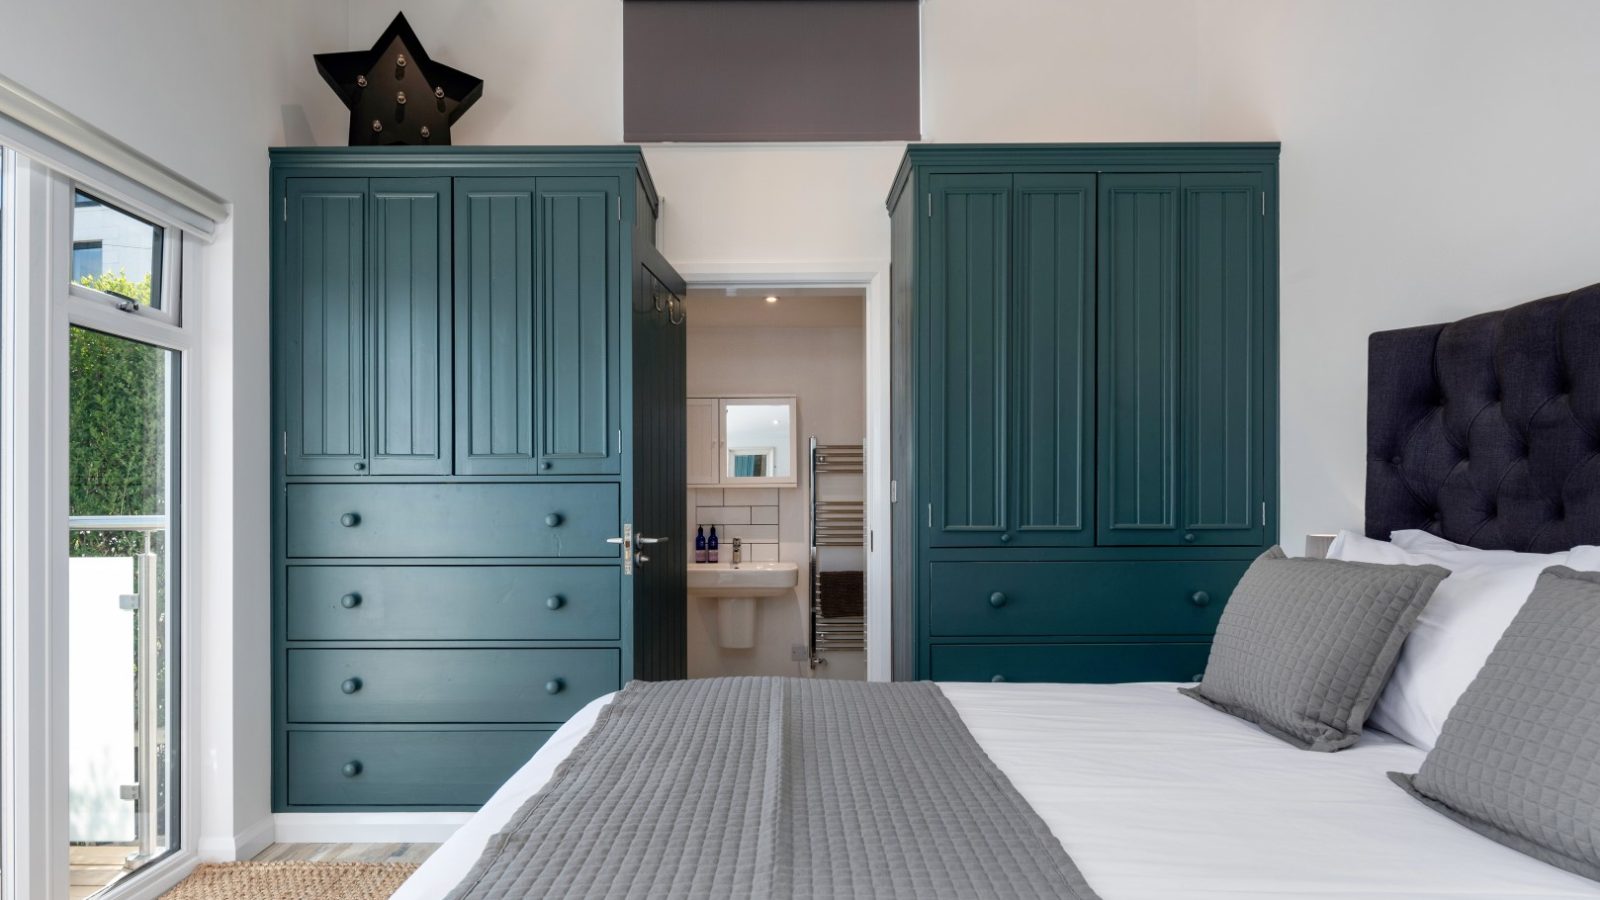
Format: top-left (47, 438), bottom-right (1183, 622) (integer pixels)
top-left (1180, 547), bottom-right (1448, 751)
top-left (1391, 566), bottom-right (1600, 882)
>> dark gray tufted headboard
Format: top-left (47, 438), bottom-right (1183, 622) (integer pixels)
top-left (1367, 282), bottom-right (1600, 552)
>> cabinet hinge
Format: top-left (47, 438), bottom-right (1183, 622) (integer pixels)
top-left (282, 197), bottom-right (287, 222)
top-left (617, 429), bottom-right (623, 454)
top-left (617, 196), bottom-right (622, 222)
top-left (926, 193), bottom-right (932, 217)
top-left (890, 480), bottom-right (898, 503)
top-left (927, 503), bottom-right (933, 528)
top-left (281, 431), bottom-right (287, 458)
top-left (1261, 501), bottom-right (1267, 526)
top-left (1260, 192), bottom-right (1266, 216)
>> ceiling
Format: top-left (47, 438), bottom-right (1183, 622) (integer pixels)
top-left (684, 288), bottom-right (864, 328)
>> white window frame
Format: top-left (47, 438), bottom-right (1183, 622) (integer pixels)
top-left (2, 148), bottom-right (204, 900)
top-left (64, 188), bottom-right (184, 328)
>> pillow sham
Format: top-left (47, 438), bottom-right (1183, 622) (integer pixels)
top-left (1328, 531), bottom-right (1569, 750)
top-left (1391, 566), bottom-right (1600, 882)
top-left (1180, 547), bottom-right (1448, 751)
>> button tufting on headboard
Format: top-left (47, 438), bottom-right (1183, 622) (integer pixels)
top-left (1366, 282), bottom-right (1600, 552)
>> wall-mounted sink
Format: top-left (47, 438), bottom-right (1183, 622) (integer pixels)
top-left (687, 561), bottom-right (799, 597)
top-left (688, 562), bottom-right (799, 649)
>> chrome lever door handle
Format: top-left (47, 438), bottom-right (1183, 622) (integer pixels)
top-left (604, 537), bottom-right (629, 545)
top-left (636, 535), bottom-right (668, 544)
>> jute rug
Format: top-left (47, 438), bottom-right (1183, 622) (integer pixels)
top-left (160, 861), bottom-right (419, 899)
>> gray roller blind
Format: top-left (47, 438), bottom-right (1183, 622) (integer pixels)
top-left (624, 0), bottom-right (920, 142)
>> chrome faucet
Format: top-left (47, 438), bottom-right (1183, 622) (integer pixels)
top-left (731, 537), bottom-right (743, 566)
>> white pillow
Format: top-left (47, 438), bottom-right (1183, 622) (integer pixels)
top-left (1391, 528), bottom-right (1600, 572)
top-left (1327, 530), bottom-right (1572, 750)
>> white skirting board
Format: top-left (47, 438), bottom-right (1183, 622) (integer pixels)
top-left (273, 812), bottom-right (471, 844)
top-left (197, 815), bottom-right (276, 861)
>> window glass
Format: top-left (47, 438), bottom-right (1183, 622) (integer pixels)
top-left (68, 326), bottom-right (179, 893)
top-left (71, 191), bottom-right (164, 309)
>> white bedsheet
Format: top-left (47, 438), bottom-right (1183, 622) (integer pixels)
top-left (395, 682), bottom-right (1600, 899)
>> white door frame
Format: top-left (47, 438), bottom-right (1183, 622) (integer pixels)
top-left (675, 260), bottom-right (893, 682)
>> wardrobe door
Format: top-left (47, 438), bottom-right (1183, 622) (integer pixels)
top-left (1180, 173), bottom-right (1265, 545)
top-left (454, 179), bottom-right (538, 475)
top-left (537, 176), bottom-right (620, 475)
top-left (283, 178), bottom-right (368, 476)
top-left (1009, 174), bottom-right (1094, 547)
top-left (369, 178), bottom-right (452, 475)
top-left (1097, 174), bottom-right (1182, 545)
top-left (924, 173), bottom-right (1011, 547)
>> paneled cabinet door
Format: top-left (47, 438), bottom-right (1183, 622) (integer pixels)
top-left (537, 176), bottom-right (621, 475)
top-left (924, 173), bottom-right (1011, 547)
top-left (1097, 173), bottom-right (1264, 546)
top-left (454, 178), bottom-right (537, 474)
top-left (369, 178), bottom-right (452, 475)
top-left (1009, 174), bottom-right (1095, 547)
top-left (283, 178), bottom-right (368, 475)
top-left (1179, 173), bottom-right (1264, 546)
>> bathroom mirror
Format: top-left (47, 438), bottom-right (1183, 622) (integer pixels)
top-left (721, 397), bottom-right (798, 487)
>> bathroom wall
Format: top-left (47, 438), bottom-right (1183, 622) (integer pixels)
top-left (685, 294), bottom-right (866, 680)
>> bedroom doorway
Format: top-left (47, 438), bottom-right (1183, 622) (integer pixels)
top-left (682, 282), bottom-right (875, 680)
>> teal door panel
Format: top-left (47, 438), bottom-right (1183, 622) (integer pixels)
top-left (1098, 174), bottom-right (1182, 545)
top-left (925, 173), bottom-right (1011, 546)
top-left (284, 178), bottom-right (368, 475)
top-left (929, 642), bottom-right (1211, 684)
top-left (284, 483), bottom-right (621, 559)
top-left (286, 647), bottom-right (620, 723)
top-left (369, 179), bottom-right (452, 475)
top-left (1181, 174), bottom-right (1265, 545)
top-left (926, 558), bottom-right (1247, 638)
top-left (454, 179), bottom-right (538, 475)
top-left (537, 176), bottom-right (619, 475)
top-left (1010, 174), bottom-right (1095, 547)
top-left (285, 565), bottom-right (621, 641)
top-left (287, 729), bottom-right (553, 807)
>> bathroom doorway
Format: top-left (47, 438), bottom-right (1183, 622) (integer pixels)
top-left (682, 286), bottom-right (869, 679)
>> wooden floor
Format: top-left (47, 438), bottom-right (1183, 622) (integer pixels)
top-left (253, 842), bottom-right (440, 864)
top-left (69, 845), bottom-right (135, 900)
top-left (68, 842), bottom-right (437, 898)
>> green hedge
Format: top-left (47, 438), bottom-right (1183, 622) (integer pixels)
top-left (70, 272), bottom-right (167, 557)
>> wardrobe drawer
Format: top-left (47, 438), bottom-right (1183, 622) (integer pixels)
top-left (286, 648), bottom-right (619, 723)
top-left (284, 483), bottom-right (620, 558)
top-left (286, 565), bottom-right (620, 641)
top-left (286, 729), bottom-right (552, 807)
top-left (926, 559), bottom-right (1248, 637)
top-left (930, 642), bottom-right (1211, 684)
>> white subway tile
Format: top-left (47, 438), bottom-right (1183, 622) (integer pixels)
top-left (694, 489), bottom-right (725, 506)
top-left (724, 524), bottom-right (779, 543)
top-left (750, 505), bottom-right (779, 525)
top-left (696, 506), bottom-right (751, 526)
top-left (748, 544), bottom-right (780, 562)
top-left (722, 488), bottom-right (779, 506)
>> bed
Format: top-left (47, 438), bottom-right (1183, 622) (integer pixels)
top-left (397, 284), bottom-right (1600, 899)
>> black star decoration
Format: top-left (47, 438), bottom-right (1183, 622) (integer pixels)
top-left (315, 12), bottom-right (483, 146)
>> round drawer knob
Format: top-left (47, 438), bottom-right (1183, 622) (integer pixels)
top-left (988, 592), bottom-right (1007, 609)
top-left (340, 512), bottom-right (361, 528)
top-left (1190, 590), bottom-right (1211, 607)
top-left (545, 513), bottom-right (563, 528)
top-left (545, 678), bottom-right (565, 695)
top-left (340, 593), bottom-right (362, 609)
top-left (342, 761), bottom-right (363, 778)
top-left (999, 533), bottom-right (1011, 543)
top-left (353, 461), bottom-right (366, 471)
top-left (1184, 532), bottom-right (1196, 543)
top-left (341, 677), bottom-right (363, 694)
top-left (991, 675), bottom-right (1006, 683)
top-left (539, 461), bottom-right (552, 471)
top-left (546, 595), bottom-right (565, 610)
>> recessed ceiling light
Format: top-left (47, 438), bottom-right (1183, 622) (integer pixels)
top-left (764, 295), bottom-right (779, 304)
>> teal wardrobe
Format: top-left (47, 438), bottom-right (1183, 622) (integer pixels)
top-left (270, 147), bottom-right (686, 812)
top-left (888, 144), bottom-right (1280, 682)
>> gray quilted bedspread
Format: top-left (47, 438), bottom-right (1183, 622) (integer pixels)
top-left (446, 677), bottom-right (1100, 900)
